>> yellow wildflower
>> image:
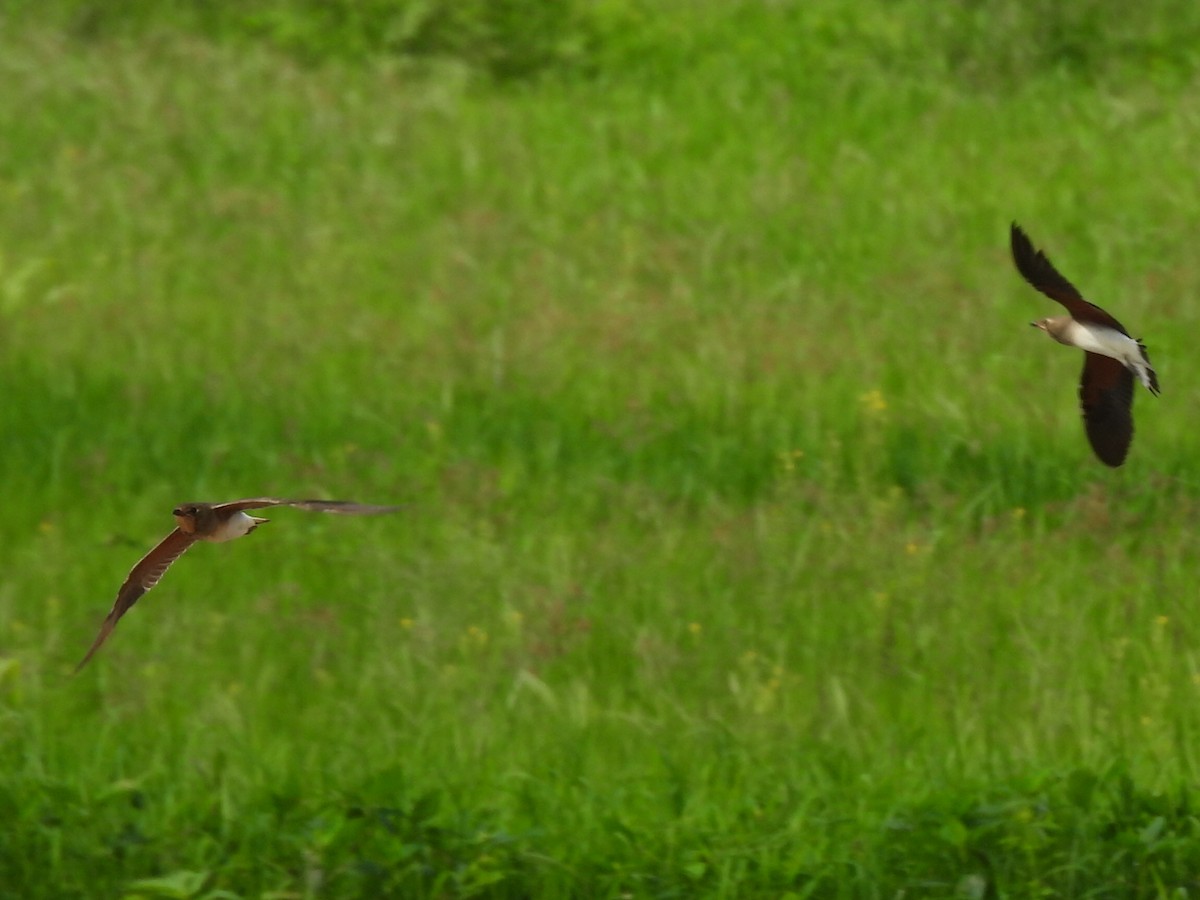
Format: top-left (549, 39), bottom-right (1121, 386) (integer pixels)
top-left (859, 389), bottom-right (887, 414)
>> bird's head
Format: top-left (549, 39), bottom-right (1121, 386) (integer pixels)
top-left (172, 503), bottom-right (206, 533)
top-left (1030, 316), bottom-right (1076, 346)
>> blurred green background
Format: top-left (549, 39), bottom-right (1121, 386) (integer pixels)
top-left (4, 1), bottom-right (1200, 896)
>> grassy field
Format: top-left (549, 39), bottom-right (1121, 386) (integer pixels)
top-left (5, 2), bottom-right (1200, 896)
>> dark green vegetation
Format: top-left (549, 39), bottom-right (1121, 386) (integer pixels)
top-left (4, 1), bottom-right (1200, 896)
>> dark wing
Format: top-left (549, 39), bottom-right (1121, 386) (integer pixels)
top-left (1079, 353), bottom-right (1135, 467)
top-left (1010, 223), bottom-right (1130, 334)
top-left (74, 528), bottom-right (197, 673)
top-left (214, 498), bottom-right (400, 515)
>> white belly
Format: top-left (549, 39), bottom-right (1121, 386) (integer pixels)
top-left (205, 511), bottom-right (260, 543)
top-left (1070, 321), bottom-right (1141, 361)
top-left (1066, 320), bottom-right (1158, 393)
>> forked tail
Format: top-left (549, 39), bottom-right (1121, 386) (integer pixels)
top-left (1135, 339), bottom-right (1160, 396)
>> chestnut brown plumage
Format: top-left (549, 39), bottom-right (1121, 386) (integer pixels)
top-left (75, 499), bottom-right (399, 672)
top-left (1011, 223), bottom-right (1158, 467)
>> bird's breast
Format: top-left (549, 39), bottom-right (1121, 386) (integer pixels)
top-left (1069, 321), bottom-right (1140, 360)
top-left (203, 511), bottom-right (260, 543)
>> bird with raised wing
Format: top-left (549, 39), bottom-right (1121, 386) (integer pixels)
top-left (75, 498), bottom-right (399, 672)
top-left (1010, 223), bottom-right (1159, 467)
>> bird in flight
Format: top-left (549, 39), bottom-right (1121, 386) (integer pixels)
top-left (75, 498), bottom-right (399, 672)
top-left (1010, 223), bottom-right (1159, 467)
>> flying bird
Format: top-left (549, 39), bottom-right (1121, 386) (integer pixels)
top-left (1010, 223), bottom-right (1159, 467)
top-left (75, 498), bottom-right (399, 672)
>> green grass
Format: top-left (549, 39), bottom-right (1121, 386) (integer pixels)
top-left (5, 2), bottom-right (1200, 897)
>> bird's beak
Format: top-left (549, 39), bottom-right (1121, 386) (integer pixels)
top-left (1029, 321), bottom-right (1038, 327)
top-left (171, 507), bottom-right (185, 517)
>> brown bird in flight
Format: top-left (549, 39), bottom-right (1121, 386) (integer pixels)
top-left (1010, 223), bottom-right (1159, 467)
top-left (75, 498), bottom-right (399, 672)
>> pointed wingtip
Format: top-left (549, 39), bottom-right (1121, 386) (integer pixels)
top-left (72, 651), bottom-right (96, 676)
top-left (1010, 222), bottom-right (1034, 261)
top-left (72, 619), bottom-right (115, 675)
top-left (72, 644), bottom-right (100, 675)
